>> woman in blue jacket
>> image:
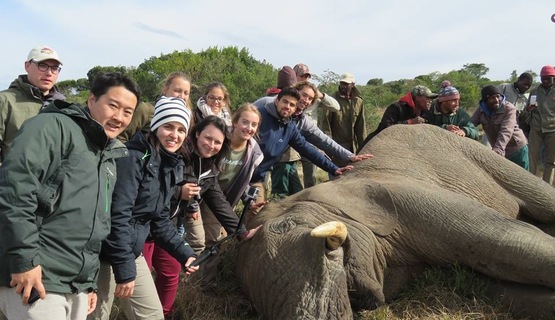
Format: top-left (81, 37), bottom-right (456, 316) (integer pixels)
top-left (90, 96), bottom-right (198, 320)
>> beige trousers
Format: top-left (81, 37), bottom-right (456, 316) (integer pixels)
top-left (88, 256), bottom-right (164, 320)
top-left (0, 286), bottom-right (88, 320)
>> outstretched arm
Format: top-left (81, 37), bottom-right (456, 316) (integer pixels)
top-left (298, 115), bottom-right (354, 163)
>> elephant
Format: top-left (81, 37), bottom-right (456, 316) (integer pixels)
top-left (235, 124), bottom-right (555, 319)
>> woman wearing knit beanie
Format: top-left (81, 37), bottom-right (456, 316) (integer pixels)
top-left (426, 80), bottom-right (479, 140)
top-left (140, 73), bottom-right (196, 319)
top-left (470, 85), bottom-right (529, 169)
top-left (92, 96), bottom-right (198, 319)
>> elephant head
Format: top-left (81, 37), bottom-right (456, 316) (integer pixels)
top-left (237, 124), bottom-right (555, 319)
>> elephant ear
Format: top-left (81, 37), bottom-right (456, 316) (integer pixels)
top-left (297, 180), bottom-right (398, 236)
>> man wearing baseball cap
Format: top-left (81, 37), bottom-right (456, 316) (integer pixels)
top-left (524, 65), bottom-right (555, 183)
top-left (0, 45), bottom-right (65, 164)
top-left (292, 63), bottom-right (341, 188)
top-left (321, 73), bottom-right (366, 157)
top-left (362, 85), bottom-right (438, 145)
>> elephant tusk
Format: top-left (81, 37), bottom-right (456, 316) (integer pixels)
top-left (310, 221), bottom-right (348, 250)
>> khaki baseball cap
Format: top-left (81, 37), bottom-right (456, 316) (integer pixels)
top-left (27, 45), bottom-right (62, 65)
top-left (293, 63), bottom-right (311, 77)
top-left (339, 73), bottom-right (355, 84)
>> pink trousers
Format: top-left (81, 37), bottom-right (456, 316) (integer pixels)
top-left (143, 241), bottom-right (182, 317)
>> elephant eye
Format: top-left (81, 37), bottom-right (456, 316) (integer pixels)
top-left (268, 215), bottom-right (297, 234)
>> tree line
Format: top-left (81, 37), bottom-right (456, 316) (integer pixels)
top-left (57, 46), bottom-right (537, 130)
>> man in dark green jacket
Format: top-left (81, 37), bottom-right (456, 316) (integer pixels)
top-left (0, 45), bottom-right (66, 164)
top-left (0, 72), bottom-right (140, 319)
top-left (425, 81), bottom-right (479, 140)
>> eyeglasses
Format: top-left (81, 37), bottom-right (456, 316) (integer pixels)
top-left (31, 61), bottom-right (62, 74)
top-left (207, 95), bottom-right (224, 103)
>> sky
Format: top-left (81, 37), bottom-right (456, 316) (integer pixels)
top-left (1, 0), bottom-right (555, 90)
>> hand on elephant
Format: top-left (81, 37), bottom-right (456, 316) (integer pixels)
top-left (445, 125), bottom-right (466, 137)
top-left (408, 116), bottom-right (427, 124)
top-left (250, 201), bottom-right (268, 212)
top-left (334, 165), bottom-right (354, 176)
top-left (238, 225), bottom-right (263, 242)
top-left (350, 153), bottom-right (373, 162)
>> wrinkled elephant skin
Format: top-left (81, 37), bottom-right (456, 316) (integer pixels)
top-left (236, 124), bottom-right (555, 319)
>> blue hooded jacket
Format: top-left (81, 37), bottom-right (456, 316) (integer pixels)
top-left (251, 98), bottom-right (338, 183)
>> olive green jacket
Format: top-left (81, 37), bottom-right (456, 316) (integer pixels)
top-left (0, 100), bottom-right (128, 294)
top-left (118, 101), bottom-right (154, 142)
top-left (322, 87), bottom-right (366, 154)
top-left (0, 75), bottom-right (65, 164)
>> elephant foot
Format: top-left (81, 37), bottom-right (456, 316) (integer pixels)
top-left (486, 279), bottom-right (555, 319)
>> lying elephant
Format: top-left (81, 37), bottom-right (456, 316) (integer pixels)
top-left (236, 124), bottom-right (555, 319)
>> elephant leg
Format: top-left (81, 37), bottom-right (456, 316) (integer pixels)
top-left (486, 280), bottom-right (555, 319)
top-left (391, 184), bottom-right (555, 290)
top-left (470, 148), bottom-right (555, 223)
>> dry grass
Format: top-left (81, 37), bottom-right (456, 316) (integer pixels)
top-left (358, 266), bottom-right (519, 320)
top-left (112, 250), bottom-right (525, 320)
top-left (169, 242), bottom-right (260, 320)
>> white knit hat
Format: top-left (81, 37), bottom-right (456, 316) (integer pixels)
top-left (150, 96), bottom-right (191, 132)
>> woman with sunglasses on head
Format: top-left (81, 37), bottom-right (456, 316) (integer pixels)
top-left (90, 97), bottom-right (198, 320)
top-left (193, 82), bottom-right (232, 126)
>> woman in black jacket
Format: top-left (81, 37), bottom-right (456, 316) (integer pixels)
top-left (91, 96), bottom-right (198, 320)
top-left (178, 116), bottom-right (261, 250)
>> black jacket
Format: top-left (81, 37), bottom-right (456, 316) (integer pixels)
top-left (176, 140), bottom-right (247, 236)
top-left (100, 132), bottom-right (195, 284)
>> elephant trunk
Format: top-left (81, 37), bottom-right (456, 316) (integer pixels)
top-left (311, 221), bottom-right (348, 250)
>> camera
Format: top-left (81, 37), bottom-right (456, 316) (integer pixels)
top-left (186, 194), bottom-right (201, 214)
top-left (243, 186), bottom-right (260, 203)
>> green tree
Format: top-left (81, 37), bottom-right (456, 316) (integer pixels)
top-left (57, 78), bottom-right (88, 96)
top-left (366, 78), bottom-right (383, 86)
top-left (460, 63), bottom-right (490, 79)
top-left (440, 70), bottom-right (483, 110)
top-left (87, 66), bottom-right (130, 87)
top-left (509, 70), bottom-right (518, 82)
top-left (131, 46), bottom-right (276, 108)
